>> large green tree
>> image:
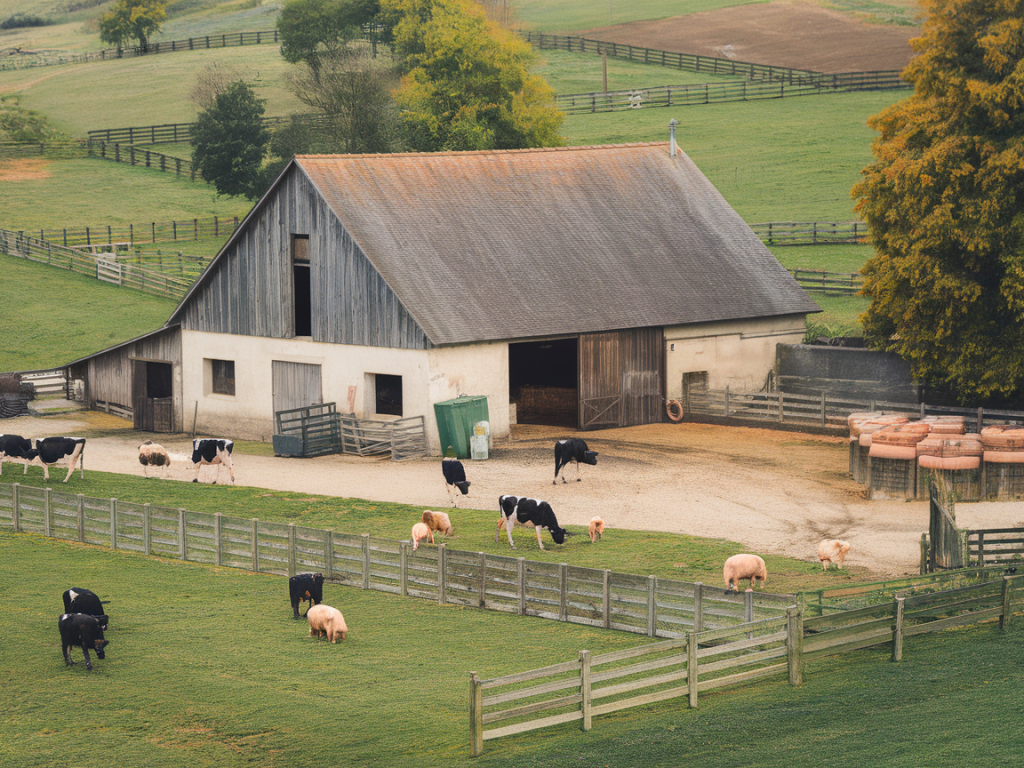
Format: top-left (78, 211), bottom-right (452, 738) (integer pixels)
top-left (382, 0), bottom-right (564, 152)
top-left (277, 0), bottom-right (380, 77)
top-left (853, 0), bottom-right (1024, 401)
top-left (191, 81), bottom-right (272, 200)
top-left (99, 0), bottom-right (166, 50)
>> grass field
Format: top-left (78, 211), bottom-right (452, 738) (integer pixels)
top-left (3, 527), bottom-right (1023, 767)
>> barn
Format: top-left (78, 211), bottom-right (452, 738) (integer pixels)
top-left (69, 139), bottom-right (818, 451)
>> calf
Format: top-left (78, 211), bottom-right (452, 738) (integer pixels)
top-left (139, 441), bottom-right (171, 478)
top-left (442, 458), bottom-right (470, 507)
top-left (553, 438), bottom-right (598, 484)
top-left (58, 613), bottom-right (108, 671)
top-left (0, 434), bottom-right (36, 476)
top-left (62, 588), bottom-right (109, 630)
top-left (289, 572), bottom-right (324, 618)
top-left (191, 438), bottom-right (235, 485)
top-left (496, 494), bottom-right (568, 551)
top-left (307, 604), bottom-right (348, 643)
top-left (33, 437), bottom-right (86, 482)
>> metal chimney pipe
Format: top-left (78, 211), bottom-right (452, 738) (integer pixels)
top-left (669, 119), bottom-right (679, 157)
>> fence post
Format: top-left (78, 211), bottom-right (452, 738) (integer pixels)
top-left (78, 495), bottom-right (85, 542)
top-left (687, 633), bottom-right (699, 707)
top-left (694, 582), bottom-right (704, 632)
top-left (469, 672), bottom-right (484, 757)
top-left (288, 523), bottom-right (297, 577)
top-left (559, 563), bottom-right (568, 621)
top-left (362, 533), bottom-right (370, 590)
top-left (725, 385), bottom-right (730, 418)
top-left (518, 557), bottom-right (527, 615)
top-left (602, 569), bottom-right (611, 629)
top-left (399, 542), bottom-right (409, 596)
top-left (778, 391), bottom-right (784, 422)
top-left (920, 533), bottom-right (929, 574)
top-left (215, 512), bottom-right (223, 566)
top-left (647, 575), bottom-right (657, 637)
top-left (478, 552), bottom-right (486, 607)
top-left (745, 591), bottom-right (754, 636)
top-left (143, 503), bottom-right (151, 555)
top-left (44, 488), bottom-right (51, 537)
top-left (438, 543), bottom-right (447, 605)
top-left (892, 596), bottom-right (905, 661)
top-left (787, 607), bottom-right (803, 685)
top-left (977, 532), bottom-right (985, 565)
top-left (251, 518), bottom-right (259, 572)
top-left (1000, 576), bottom-right (1013, 631)
top-left (821, 392), bottom-right (827, 427)
top-left (12, 484), bottom-right (19, 532)
top-left (178, 508), bottom-right (187, 559)
top-left (110, 499), bottom-right (117, 549)
top-left (324, 529), bottom-right (333, 580)
top-left (580, 650), bottom-right (592, 731)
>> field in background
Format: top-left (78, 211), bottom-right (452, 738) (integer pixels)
top-left (509, 0), bottom-right (767, 33)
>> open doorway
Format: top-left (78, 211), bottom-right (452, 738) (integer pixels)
top-left (133, 360), bottom-right (175, 432)
top-left (508, 338), bottom-right (577, 427)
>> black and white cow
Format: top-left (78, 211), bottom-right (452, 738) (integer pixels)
top-left (62, 588), bottom-right (109, 631)
top-left (0, 434), bottom-right (36, 477)
top-left (442, 457), bottom-right (470, 507)
top-left (289, 572), bottom-right (325, 618)
top-left (191, 438), bottom-right (235, 485)
top-left (496, 494), bottom-right (568, 551)
top-left (554, 438), bottom-right (599, 484)
top-left (33, 437), bottom-right (86, 483)
top-left (58, 613), bottom-right (108, 671)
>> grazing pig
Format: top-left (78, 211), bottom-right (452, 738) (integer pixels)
top-left (421, 510), bottom-right (453, 536)
top-left (59, 613), bottom-right (108, 671)
top-left (723, 554), bottom-right (767, 594)
top-left (411, 522), bottom-right (433, 551)
top-left (588, 516), bottom-right (605, 543)
top-left (306, 604), bottom-right (348, 643)
top-left (817, 539), bottom-right (851, 570)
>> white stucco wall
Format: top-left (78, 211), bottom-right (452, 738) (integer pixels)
top-left (180, 330), bottom-right (509, 454)
top-left (664, 314), bottom-right (808, 399)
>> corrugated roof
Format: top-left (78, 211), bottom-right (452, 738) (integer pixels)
top-left (294, 143), bottom-right (818, 346)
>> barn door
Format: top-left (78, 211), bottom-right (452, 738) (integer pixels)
top-left (578, 328), bottom-right (663, 430)
top-left (132, 359), bottom-right (151, 431)
top-left (272, 361), bottom-right (323, 421)
top-left (133, 360), bottom-right (174, 432)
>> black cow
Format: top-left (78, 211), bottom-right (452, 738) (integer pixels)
top-left (58, 613), bottom-right (108, 671)
top-left (191, 438), bottom-right (235, 485)
top-left (33, 437), bottom-right (86, 483)
top-left (442, 458), bottom-right (470, 507)
top-left (0, 434), bottom-right (36, 477)
top-left (496, 494), bottom-right (568, 551)
top-left (553, 438), bottom-right (598, 484)
top-left (62, 588), bottom-right (109, 631)
top-left (289, 572), bottom-right (325, 618)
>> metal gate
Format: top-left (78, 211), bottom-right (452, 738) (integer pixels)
top-left (578, 328), bottom-right (664, 429)
top-left (272, 361), bottom-right (323, 418)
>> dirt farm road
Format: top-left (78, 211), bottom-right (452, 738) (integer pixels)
top-left (9, 413), bottom-right (1024, 579)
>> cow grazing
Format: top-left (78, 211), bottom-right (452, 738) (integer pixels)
top-left (289, 572), bottom-right (325, 619)
top-left (58, 613), bottom-right (108, 671)
top-left (411, 521), bottom-right (433, 551)
top-left (442, 458), bottom-right (470, 507)
top-left (554, 438), bottom-right (598, 484)
top-left (723, 554), bottom-right (768, 594)
top-left (0, 434), bottom-right (36, 476)
top-left (191, 438), bottom-right (234, 485)
top-left (588, 516), bottom-right (605, 543)
top-left (307, 604), bottom-right (348, 643)
top-left (33, 437), bottom-right (86, 482)
top-left (62, 588), bottom-right (109, 630)
top-left (496, 495), bottom-right (568, 551)
top-left (817, 539), bottom-right (851, 571)
top-left (139, 441), bottom-right (171, 478)
top-left (421, 510), bottom-right (453, 537)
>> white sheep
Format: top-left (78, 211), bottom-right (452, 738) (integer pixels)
top-left (723, 554), bottom-right (767, 593)
top-left (306, 604), bottom-right (347, 643)
top-left (817, 540), bottom-right (851, 570)
top-left (138, 441), bottom-right (171, 478)
top-left (411, 522), bottom-right (433, 552)
top-left (421, 510), bottom-right (453, 537)
top-left (588, 516), bottom-right (605, 543)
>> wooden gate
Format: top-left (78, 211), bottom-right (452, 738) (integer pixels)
top-left (578, 328), bottom-right (663, 429)
top-left (132, 360), bottom-right (175, 432)
top-left (272, 361), bottom-right (323, 417)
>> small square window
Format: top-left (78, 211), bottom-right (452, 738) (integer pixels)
top-left (212, 359), bottom-right (235, 396)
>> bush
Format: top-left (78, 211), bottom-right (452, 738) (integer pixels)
top-left (0, 13), bottom-right (52, 29)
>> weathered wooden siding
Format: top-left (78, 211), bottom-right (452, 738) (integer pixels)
top-left (272, 361), bottom-right (323, 416)
top-left (177, 167), bottom-right (432, 350)
top-left (579, 328), bottom-right (664, 429)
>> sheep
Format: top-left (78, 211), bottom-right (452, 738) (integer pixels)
top-left (411, 522), bottom-right (433, 552)
top-left (588, 516), bottom-right (605, 543)
top-left (817, 539), bottom-right (851, 570)
top-left (723, 554), bottom-right (767, 594)
top-left (138, 441), bottom-right (171, 478)
top-left (306, 604), bottom-right (348, 643)
top-left (421, 510), bottom-right (453, 537)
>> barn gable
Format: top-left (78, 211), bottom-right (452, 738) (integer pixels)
top-left (171, 164), bottom-right (431, 350)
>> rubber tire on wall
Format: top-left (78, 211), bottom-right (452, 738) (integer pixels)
top-left (666, 400), bottom-right (684, 422)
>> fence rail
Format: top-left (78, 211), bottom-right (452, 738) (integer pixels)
top-left (86, 114), bottom-right (330, 146)
top-left (7, 215), bottom-right (241, 250)
top-left (788, 268), bottom-right (864, 294)
top-left (749, 220), bottom-right (869, 246)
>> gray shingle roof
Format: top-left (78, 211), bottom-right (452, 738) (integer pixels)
top-left (295, 144), bottom-right (818, 346)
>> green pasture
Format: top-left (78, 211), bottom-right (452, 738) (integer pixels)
top-left (769, 243), bottom-right (872, 335)
top-left (511, 0), bottom-right (766, 32)
top-left (4, 526), bottom-right (1024, 766)
top-left (0, 252), bottom-right (175, 371)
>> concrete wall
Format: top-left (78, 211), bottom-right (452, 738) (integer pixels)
top-left (664, 314), bottom-right (808, 399)
top-left (180, 330), bottom-right (509, 453)
top-left (776, 343), bottom-right (920, 403)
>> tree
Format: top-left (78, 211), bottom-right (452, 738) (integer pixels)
top-left (99, 0), bottom-right (166, 50)
top-left (277, 0), bottom-right (380, 77)
top-left (853, 0), bottom-right (1024, 401)
top-left (381, 0), bottom-right (564, 152)
top-left (191, 81), bottom-right (272, 200)
top-left (189, 61), bottom-right (244, 111)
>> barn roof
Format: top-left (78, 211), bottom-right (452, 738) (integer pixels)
top-left (290, 143), bottom-right (818, 345)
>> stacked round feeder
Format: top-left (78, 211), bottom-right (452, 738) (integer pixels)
top-left (915, 419), bottom-right (982, 500)
top-left (981, 425), bottom-right (1024, 499)
top-left (848, 413), bottom-right (911, 484)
